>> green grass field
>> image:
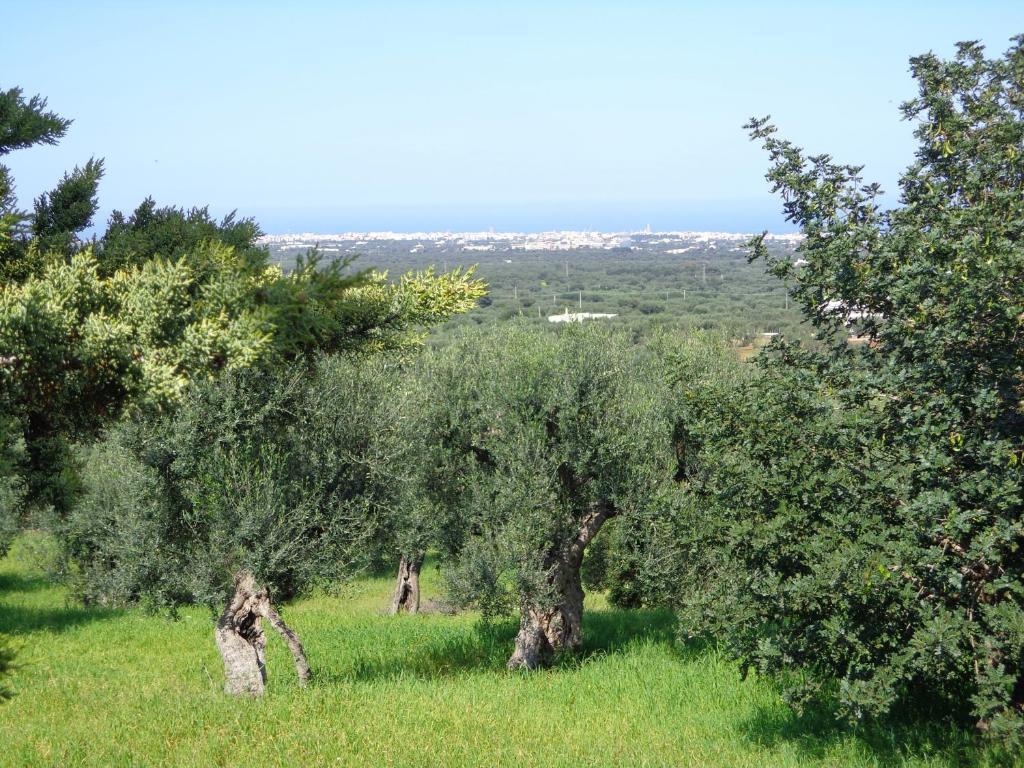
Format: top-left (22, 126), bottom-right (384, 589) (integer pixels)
top-left (0, 540), bottom-right (1013, 768)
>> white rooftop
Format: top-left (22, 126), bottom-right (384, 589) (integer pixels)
top-left (548, 312), bottom-right (618, 324)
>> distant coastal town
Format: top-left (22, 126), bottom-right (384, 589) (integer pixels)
top-left (258, 229), bottom-right (803, 255)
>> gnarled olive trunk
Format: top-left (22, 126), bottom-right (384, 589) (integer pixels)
top-left (215, 570), bottom-right (311, 696)
top-left (507, 501), bottom-right (615, 670)
top-left (390, 552), bottom-right (424, 614)
top-left (507, 564), bottom-right (585, 670)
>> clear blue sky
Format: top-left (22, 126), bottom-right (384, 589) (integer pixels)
top-left (2, 1), bottom-right (1020, 233)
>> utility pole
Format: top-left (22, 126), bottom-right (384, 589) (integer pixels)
top-left (785, 293), bottom-right (789, 310)
top-left (578, 290), bottom-right (582, 310)
top-left (565, 261), bottom-right (569, 278)
top-left (682, 288), bottom-right (686, 302)
top-left (514, 285), bottom-right (517, 301)
top-left (702, 262), bottom-right (707, 285)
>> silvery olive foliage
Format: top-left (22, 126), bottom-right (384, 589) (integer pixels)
top-left (428, 325), bottom-right (680, 624)
top-left (66, 355), bottom-right (415, 611)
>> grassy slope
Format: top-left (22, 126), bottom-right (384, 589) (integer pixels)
top-left (0, 542), bottom-right (1011, 768)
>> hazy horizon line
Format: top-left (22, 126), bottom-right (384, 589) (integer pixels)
top-left (257, 228), bottom-right (802, 237)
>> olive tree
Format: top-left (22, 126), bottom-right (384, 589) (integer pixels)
top-left (68, 355), bottom-right (417, 695)
top-left (427, 324), bottom-right (680, 669)
top-left (384, 343), bottom-right (495, 615)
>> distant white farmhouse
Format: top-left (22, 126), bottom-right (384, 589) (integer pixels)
top-left (821, 300), bottom-right (877, 323)
top-left (547, 311), bottom-right (618, 324)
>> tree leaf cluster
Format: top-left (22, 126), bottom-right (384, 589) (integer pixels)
top-left (669, 37), bottom-right (1024, 738)
top-left (419, 323), bottom-right (681, 619)
top-left (65, 355), bottom-right (415, 610)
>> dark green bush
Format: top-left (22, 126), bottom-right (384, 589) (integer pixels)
top-left (672, 38), bottom-right (1024, 740)
top-left (638, 303), bottom-right (665, 315)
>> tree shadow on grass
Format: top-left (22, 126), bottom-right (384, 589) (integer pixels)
top-left (576, 607), bottom-right (678, 660)
top-left (329, 620), bottom-right (516, 682)
top-left (0, 571), bottom-right (52, 595)
top-left (740, 698), bottom-right (1008, 767)
top-left (0, 571), bottom-right (124, 635)
top-left (0, 602), bottom-right (124, 635)
top-left (323, 606), bottom-right (680, 685)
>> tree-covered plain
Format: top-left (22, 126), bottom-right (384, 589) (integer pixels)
top-left (267, 238), bottom-right (809, 345)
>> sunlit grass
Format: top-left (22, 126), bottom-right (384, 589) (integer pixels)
top-left (0, 539), bottom-right (1012, 767)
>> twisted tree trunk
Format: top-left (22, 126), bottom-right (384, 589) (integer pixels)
top-left (215, 571), bottom-right (267, 696)
top-left (266, 606), bottom-right (312, 686)
top-left (215, 570), bottom-right (311, 696)
top-left (390, 552), bottom-right (424, 614)
top-left (507, 568), bottom-right (585, 670)
top-left (507, 500), bottom-right (615, 670)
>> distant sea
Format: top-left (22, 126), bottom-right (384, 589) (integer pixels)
top-left (244, 200), bottom-right (797, 235)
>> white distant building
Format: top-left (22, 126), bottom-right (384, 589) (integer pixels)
top-left (821, 300), bottom-right (877, 323)
top-left (547, 311), bottom-right (618, 324)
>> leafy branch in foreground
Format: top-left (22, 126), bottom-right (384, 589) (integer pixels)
top-left (0, 242), bottom-right (484, 515)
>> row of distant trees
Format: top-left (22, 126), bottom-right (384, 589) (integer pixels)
top-left (3, 38), bottom-right (1024, 741)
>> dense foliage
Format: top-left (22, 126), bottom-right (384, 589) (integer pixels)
top-left (0, 87), bottom-right (485, 517)
top-left (0, 83), bottom-right (485, 695)
top-left (31, 158), bottom-right (105, 258)
top-left (66, 357), bottom-right (411, 611)
top-left (423, 324), bottom-right (681, 667)
top-left (670, 38), bottom-right (1024, 738)
top-left (97, 197), bottom-right (263, 275)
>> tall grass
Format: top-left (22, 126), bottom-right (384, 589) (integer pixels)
top-left (0, 539), bottom-right (1011, 767)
